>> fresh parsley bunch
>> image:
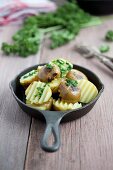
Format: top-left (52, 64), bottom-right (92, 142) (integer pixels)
top-left (1, 2), bottom-right (100, 57)
top-left (2, 25), bottom-right (43, 57)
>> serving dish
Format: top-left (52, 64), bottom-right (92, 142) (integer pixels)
top-left (10, 64), bottom-right (104, 152)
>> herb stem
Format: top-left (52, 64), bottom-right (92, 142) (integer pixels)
top-left (41, 26), bottom-right (62, 34)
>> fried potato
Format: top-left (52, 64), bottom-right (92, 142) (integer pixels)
top-left (51, 58), bottom-right (73, 77)
top-left (26, 97), bottom-right (53, 110)
top-left (37, 64), bottom-right (60, 82)
top-left (77, 79), bottom-right (98, 103)
top-left (58, 79), bottom-right (81, 103)
top-left (53, 99), bottom-right (82, 111)
top-left (49, 78), bottom-right (61, 93)
top-left (20, 58), bottom-right (99, 111)
top-left (66, 69), bottom-right (88, 80)
top-left (20, 70), bottom-right (38, 86)
top-left (37, 66), bottom-right (43, 72)
top-left (25, 81), bottom-right (52, 105)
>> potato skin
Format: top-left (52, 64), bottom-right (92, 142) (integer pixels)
top-left (38, 64), bottom-right (60, 82)
top-left (59, 80), bottom-right (81, 103)
top-left (66, 69), bottom-right (88, 81)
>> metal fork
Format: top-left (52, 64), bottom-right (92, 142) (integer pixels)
top-left (76, 44), bottom-right (113, 72)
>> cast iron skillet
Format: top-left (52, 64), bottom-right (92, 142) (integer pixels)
top-left (74, 0), bottom-right (113, 15)
top-left (9, 64), bottom-right (104, 152)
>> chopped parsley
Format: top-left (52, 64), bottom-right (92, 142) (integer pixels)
top-left (66, 78), bottom-right (78, 87)
top-left (56, 59), bottom-right (65, 64)
top-left (51, 59), bottom-right (73, 77)
top-left (46, 63), bottom-right (53, 69)
top-left (66, 62), bottom-right (72, 70)
top-left (23, 70), bottom-right (37, 79)
top-left (99, 44), bottom-right (110, 53)
top-left (105, 30), bottom-right (113, 41)
top-left (36, 87), bottom-right (45, 98)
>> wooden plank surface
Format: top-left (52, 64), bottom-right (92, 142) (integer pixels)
top-left (0, 12), bottom-right (113, 170)
top-left (25, 20), bottom-right (113, 170)
top-left (0, 26), bottom-right (41, 170)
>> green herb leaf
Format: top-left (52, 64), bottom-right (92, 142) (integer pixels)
top-left (1, 2), bottom-right (101, 57)
top-left (52, 58), bottom-right (73, 77)
top-left (105, 30), bottom-right (113, 41)
top-left (46, 63), bottom-right (53, 69)
top-left (66, 78), bottom-right (78, 87)
top-left (23, 70), bottom-right (37, 79)
top-left (36, 87), bottom-right (44, 98)
top-left (99, 44), bottom-right (110, 53)
top-left (50, 30), bottom-right (75, 49)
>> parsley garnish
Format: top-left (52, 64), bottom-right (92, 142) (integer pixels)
top-left (46, 63), bottom-right (53, 69)
top-left (57, 59), bottom-right (65, 64)
top-left (105, 30), bottom-right (113, 41)
top-left (52, 59), bottom-right (73, 77)
top-left (36, 87), bottom-right (44, 98)
top-left (99, 44), bottom-right (110, 53)
top-left (66, 79), bottom-right (78, 87)
top-left (23, 70), bottom-right (37, 79)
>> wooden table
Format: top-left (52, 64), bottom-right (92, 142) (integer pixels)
top-left (0, 19), bottom-right (113, 170)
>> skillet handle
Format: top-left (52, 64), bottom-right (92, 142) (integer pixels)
top-left (41, 121), bottom-right (60, 152)
top-left (40, 111), bottom-right (63, 152)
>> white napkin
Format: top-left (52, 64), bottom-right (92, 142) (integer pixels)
top-left (0, 0), bottom-right (56, 25)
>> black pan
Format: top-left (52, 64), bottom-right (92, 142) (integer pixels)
top-left (9, 64), bottom-right (104, 152)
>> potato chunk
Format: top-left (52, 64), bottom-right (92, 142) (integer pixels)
top-left (59, 79), bottom-right (81, 103)
top-left (66, 69), bottom-right (88, 80)
top-left (38, 64), bottom-right (60, 82)
top-left (51, 58), bottom-right (73, 77)
top-left (25, 81), bottom-right (52, 104)
top-left (77, 79), bottom-right (98, 103)
top-left (26, 98), bottom-right (53, 110)
top-left (53, 99), bottom-right (82, 111)
top-left (20, 70), bottom-right (38, 86)
top-left (49, 78), bottom-right (61, 93)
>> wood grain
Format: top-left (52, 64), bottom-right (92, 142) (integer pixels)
top-left (0, 26), bottom-right (41, 170)
top-left (25, 20), bottom-right (113, 170)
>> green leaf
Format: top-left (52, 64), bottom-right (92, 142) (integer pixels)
top-left (51, 58), bottom-right (73, 77)
top-left (99, 44), bottom-right (110, 53)
top-left (81, 17), bottom-right (102, 28)
top-left (66, 78), bottom-right (78, 87)
top-left (105, 30), bottom-right (113, 41)
top-left (46, 63), bottom-right (53, 69)
top-left (1, 2), bottom-right (102, 57)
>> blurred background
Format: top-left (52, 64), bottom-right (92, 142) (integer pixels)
top-left (1, 0), bottom-right (113, 58)
top-left (1, 0), bottom-right (113, 26)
